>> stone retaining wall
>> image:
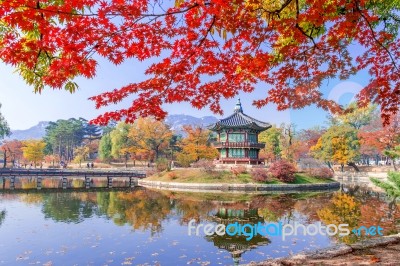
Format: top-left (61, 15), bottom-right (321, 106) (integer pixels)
top-left (138, 180), bottom-right (340, 192)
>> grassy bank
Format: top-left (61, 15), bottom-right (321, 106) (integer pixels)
top-left (146, 169), bottom-right (334, 184)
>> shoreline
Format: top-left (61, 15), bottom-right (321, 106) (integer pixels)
top-left (138, 179), bottom-right (341, 192)
top-left (247, 233), bottom-right (400, 266)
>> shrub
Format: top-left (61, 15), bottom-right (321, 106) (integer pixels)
top-left (251, 168), bottom-right (270, 182)
top-left (167, 172), bottom-right (178, 180)
top-left (155, 158), bottom-right (170, 172)
top-left (176, 153), bottom-right (193, 167)
top-left (191, 159), bottom-right (216, 173)
top-left (307, 167), bottom-right (334, 179)
top-left (269, 160), bottom-right (296, 183)
top-left (231, 166), bottom-right (247, 177)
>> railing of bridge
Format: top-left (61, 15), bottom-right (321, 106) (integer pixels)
top-left (0, 169), bottom-right (146, 178)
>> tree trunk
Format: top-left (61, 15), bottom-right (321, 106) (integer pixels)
top-left (2, 150), bottom-right (6, 168)
top-left (347, 162), bottom-right (360, 172)
top-left (341, 164), bottom-right (344, 172)
top-left (326, 161), bottom-right (334, 172)
top-left (155, 148), bottom-right (159, 160)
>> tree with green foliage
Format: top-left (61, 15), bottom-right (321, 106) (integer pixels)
top-left (0, 103), bottom-right (11, 141)
top-left (98, 133), bottom-right (112, 163)
top-left (43, 118), bottom-right (85, 161)
top-left (371, 172), bottom-right (400, 203)
top-left (329, 103), bottom-right (377, 130)
top-left (259, 125), bottom-right (282, 162)
top-left (311, 125), bottom-right (360, 172)
top-left (79, 118), bottom-right (101, 159)
top-left (110, 123), bottom-right (136, 167)
top-left (383, 146), bottom-right (400, 171)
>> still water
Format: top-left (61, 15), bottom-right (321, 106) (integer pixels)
top-left (0, 186), bottom-right (399, 265)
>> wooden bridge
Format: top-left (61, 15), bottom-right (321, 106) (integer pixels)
top-left (0, 169), bottom-right (146, 190)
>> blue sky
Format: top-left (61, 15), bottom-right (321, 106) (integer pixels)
top-left (0, 55), bottom-right (366, 130)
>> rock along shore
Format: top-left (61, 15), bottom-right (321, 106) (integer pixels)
top-left (245, 233), bottom-right (400, 266)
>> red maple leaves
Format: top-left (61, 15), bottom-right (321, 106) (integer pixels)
top-left (0, 0), bottom-right (398, 125)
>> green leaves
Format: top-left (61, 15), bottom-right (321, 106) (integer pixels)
top-left (0, 103), bottom-right (11, 140)
top-left (371, 172), bottom-right (400, 200)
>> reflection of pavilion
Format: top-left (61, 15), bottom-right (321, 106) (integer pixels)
top-left (206, 207), bottom-right (270, 265)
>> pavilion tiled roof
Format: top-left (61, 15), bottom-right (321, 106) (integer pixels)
top-left (209, 99), bottom-right (271, 131)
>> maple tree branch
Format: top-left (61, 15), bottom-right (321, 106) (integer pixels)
top-left (295, 0), bottom-right (318, 49)
top-left (23, 2), bottom-right (203, 19)
top-left (254, 0), bottom-right (294, 16)
top-left (196, 15), bottom-right (216, 50)
top-left (355, 4), bottom-right (399, 72)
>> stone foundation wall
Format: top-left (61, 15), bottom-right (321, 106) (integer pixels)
top-left (138, 179), bottom-right (340, 192)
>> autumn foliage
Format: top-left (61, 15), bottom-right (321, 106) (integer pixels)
top-left (251, 168), bottom-right (270, 182)
top-left (21, 140), bottom-right (46, 167)
top-left (306, 167), bottom-right (334, 179)
top-left (0, 1), bottom-right (398, 125)
top-left (268, 160), bottom-right (296, 183)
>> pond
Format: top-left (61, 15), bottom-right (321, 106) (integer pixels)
top-left (0, 186), bottom-right (399, 265)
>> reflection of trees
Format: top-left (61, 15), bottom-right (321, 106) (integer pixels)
top-left (0, 209), bottom-right (6, 227)
top-left (359, 197), bottom-right (400, 235)
top-left (41, 193), bottom-right (98, 223)
top-left (253, 195), bottom-right (296, 223)
top-left (19, 194), bottom-right (44, 205)
top-left (318, 193), bottom-right (361, 244)
top-left (175, 200), bottom-right (215, 224)
top-left (101, 189), bottom-right (172, 234)
top-left (294, 194), bottom-right (332, 223)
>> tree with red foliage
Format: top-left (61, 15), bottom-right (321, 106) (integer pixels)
top-left (269, 160), bottom-right (296, 183)
top-left (0, 1), bottom-right (399, 125)
top-left (358, 112), bottom-right (400, 164)
top-left (296, 126), bottom-right (326, 159)
top-left (0, 140), bottom-right (23, 168)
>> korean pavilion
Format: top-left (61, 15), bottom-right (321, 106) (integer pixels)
top-left (209, 99), bottom-right (271, 165)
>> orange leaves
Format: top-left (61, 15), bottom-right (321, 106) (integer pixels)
top-left (0, 0), bottom-right (399, 125)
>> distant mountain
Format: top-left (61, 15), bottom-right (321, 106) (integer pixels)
top-left (165, 114), bottom-right (218, 135)
top-left (7, 121), bottom-right (49, 141)
top-left (6, 115), bottom-right (218, 140)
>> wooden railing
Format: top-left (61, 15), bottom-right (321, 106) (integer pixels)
top-left (218, 158), bottom-right (263, 162)
top-left (213, 142), bottom-right (265, 149)
top-left (0, 169), bottom-right (146, 178)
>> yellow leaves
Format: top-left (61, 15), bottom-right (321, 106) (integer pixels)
top-left (318, 193), bottom-right (360, 225)
top-left (176, 125), bottom-right (218, 166)
top-left (21, 140), bottom-right (46, 164)
top-left (318, 192), bottom-right (361, 244)
top-left (128, 117), bottom-right (173, 160)
top-left (174, 0), bottom-right (185, 8)
top-left (73, 145), bottom-right (90, 164)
